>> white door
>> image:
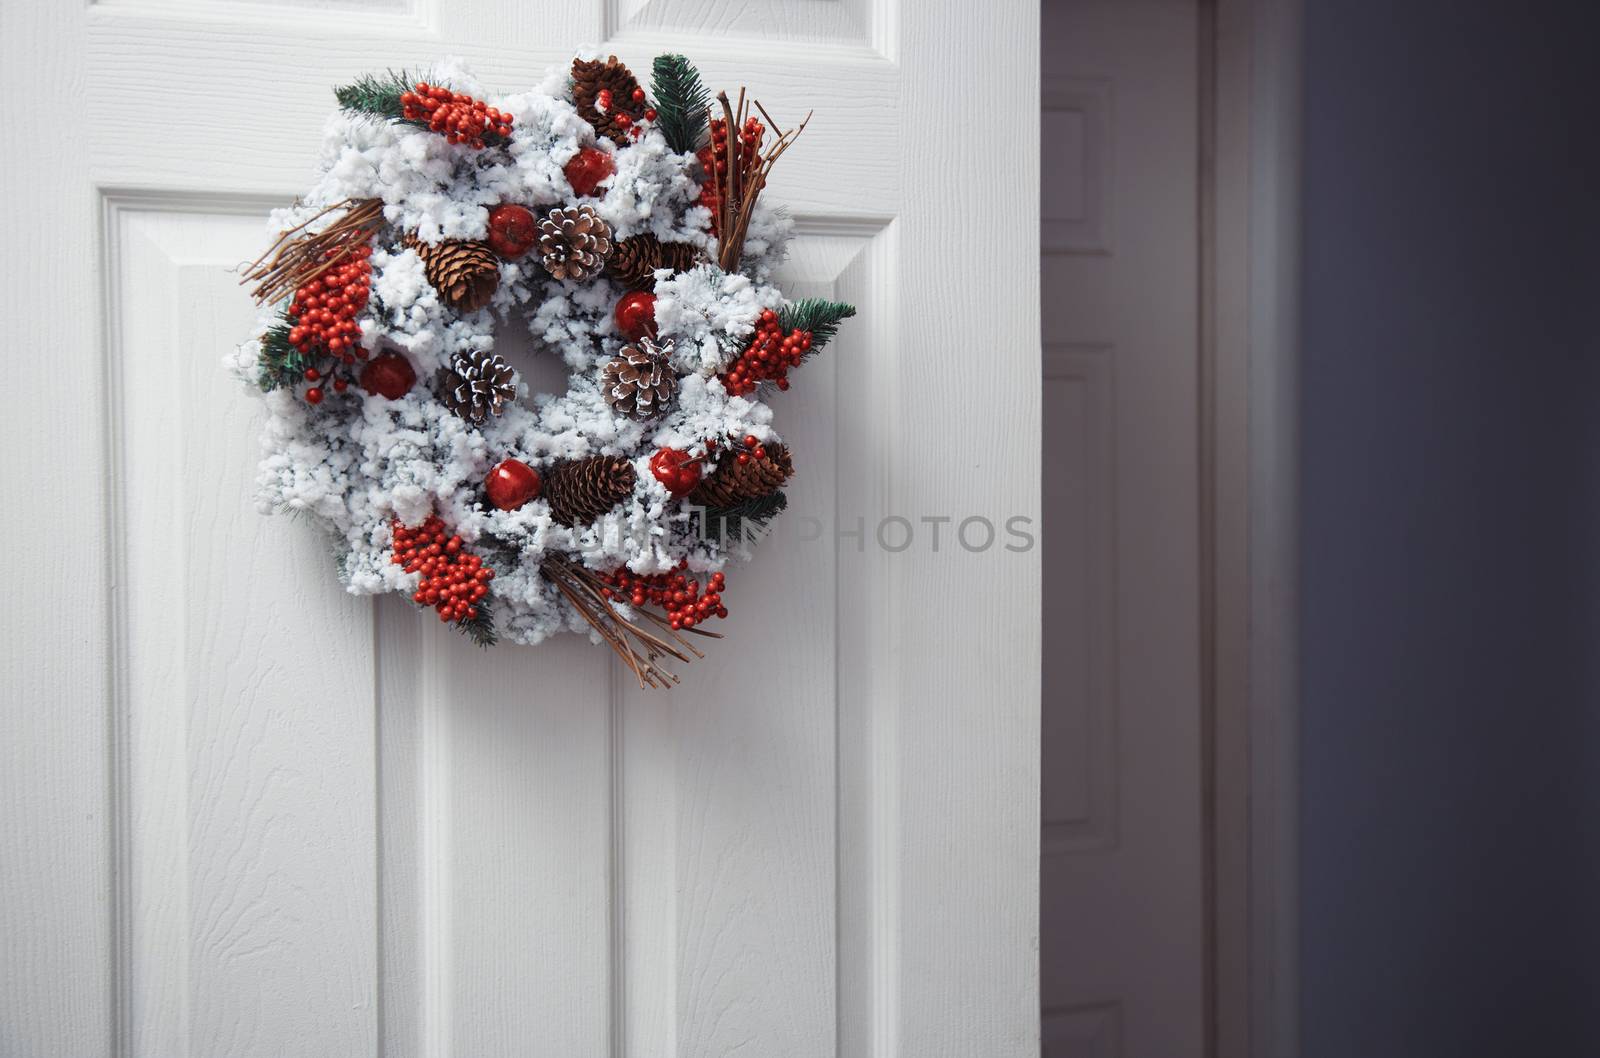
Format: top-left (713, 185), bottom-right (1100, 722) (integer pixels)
top-left (2, 4), bottom-right (1039, 1058)
top-left (1040, 0), bottom-right (1207, 1055)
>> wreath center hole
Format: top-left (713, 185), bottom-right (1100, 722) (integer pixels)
top-left (491, 323), bottom-right (574, 404)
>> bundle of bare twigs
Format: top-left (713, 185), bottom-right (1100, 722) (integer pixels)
top-left (712, 90), bottom-right (809, 273)
top-left (241, 198), bottom-right (385, 305)
top-left (540, 555), bottom-right (720, 688)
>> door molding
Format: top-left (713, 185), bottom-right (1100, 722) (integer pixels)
top-left (1202, 1), bottom-right (1302, 1056)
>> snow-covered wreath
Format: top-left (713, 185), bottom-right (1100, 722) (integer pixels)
top-left (232, 53), bottom-right (853, 687)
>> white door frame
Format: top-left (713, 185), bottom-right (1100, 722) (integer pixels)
top-left (1206, 0), bottom-right (1302, 1056)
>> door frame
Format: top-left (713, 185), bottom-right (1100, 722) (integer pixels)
top-left (1203, 0), bottom-right (1302, 1056)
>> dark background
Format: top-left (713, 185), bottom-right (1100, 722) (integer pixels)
top-left (1299, 1), bottom-right (1600, 1055)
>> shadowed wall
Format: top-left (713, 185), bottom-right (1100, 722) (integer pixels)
top-left (1300, 2), bottom-right (1600, 1054)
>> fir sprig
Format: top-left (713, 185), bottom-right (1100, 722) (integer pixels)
top-left (335, 69), bottom-right (429, 128)
top-left (699, 491), bottom-right (788, 543)
top-left (256, 317), bottom-right (309, 392)
top-left (458, 599), bottom-right (498, 648)
top-left (780, 298), bottom-right (856, 353)
top-left (650, 54), bottom-right (711, 154)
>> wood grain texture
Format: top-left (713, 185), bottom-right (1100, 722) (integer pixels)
top-left (114, 203), bottom-right (381, 1057)
top-left (6, 3), bottom-right (1042, 1055)
top-left (1, 3), bottom-right (110, 1057)
top-left (897, 0), bottom-right (1040, 1054)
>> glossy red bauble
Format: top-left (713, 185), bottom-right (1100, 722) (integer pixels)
top-left (614, 290), bottom-right (658, 341)
top-left (359, 351), bottom-right (417, 399)
top-left (486, 458), bottom-right (542, 510)
top-left (564, 147), bottom-right (616, 198)
top-left (487, 204), bottom-right (538, 259)
top-left (649, 447), bottom-right (702, 498)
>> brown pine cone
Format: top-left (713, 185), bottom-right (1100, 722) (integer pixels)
top-left (407, 236), bottom-right (499, 312)
top-left (605, 234), bottom-right (704, 289)
top-left (571, 55), bottom-right (648, 146)
top-left (600, 337), bottom-right (676, 421)
top-left (437, 349), bottom-right (517, 424)
top-left (690, 444), bottom-right (793, 508)
top-left (538, 206), bottom-right (613, 282)
top-left (544, 456), bottom-right (637, 526)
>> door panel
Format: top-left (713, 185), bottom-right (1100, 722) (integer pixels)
top-left (1041, 1), bottom-right (1206, 1056)
top-left (3, 3), bottom-right (1038, 1056)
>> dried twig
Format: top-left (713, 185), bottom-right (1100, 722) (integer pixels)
top-left (241, 198), bottom-right (384, 305)
top-left (542, 555), bottom-right (717, 689)
top-left (712, 90), bottom-right (809, 272)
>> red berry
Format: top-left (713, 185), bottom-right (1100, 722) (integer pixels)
top-left (564, 146), bottom-right (616, 197)
top-left (305, 386), bottom-right (324, 404)
top-left (359, 351), bottom-right (417, 400)
top-left (487, 204), bottom-right (538, 259)
top-left (485, 458), bottom-right (542, 510)
top-left (614, 291), bottom-right (657, 341)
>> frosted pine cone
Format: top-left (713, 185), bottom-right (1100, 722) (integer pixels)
top-left (437, 350), bottom-right (517, 424)
top-left (571, 55), bottom-right (648, 146)
top-left (689, 443), bottom-right (793, 508)
top-left (605, 234), bottom-right (704, 289)
top-left (600, 337), bottom-right (676, 421)
top-left (537, 206), bottom-right (612, 281)
top-left (406, 236), bottom-right (500, 312)
top-left (544, 456), bottom-right (637, 526)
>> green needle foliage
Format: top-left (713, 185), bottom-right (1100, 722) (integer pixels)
top-left (335, 69), bottom-right (428, 127)
top-left (256, 317), bottom-right (310, 392)
top-left (779, 298), bottom-right (856, 353)
top-left (650, 53), bottom-right (711, 154)
top-left (458, 599), bottom-right (499, 648)
top-left (699, 491), bottom-right (788, 543)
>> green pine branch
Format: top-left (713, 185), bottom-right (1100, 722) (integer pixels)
top-left (457, 599), bottom-right (498, 648)
top-left (257, 317), bottom-right (310, 392)
top-left (650, 54), bottom-right (711, 154)
top-left (698, 490), bottom-right (788, 543)
top-left (779, 298), bottom-right (856, 354)
top-left (335, 69), bottom-right (428, 125)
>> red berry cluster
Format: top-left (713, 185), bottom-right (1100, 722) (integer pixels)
top-left (726, 433), bottom-right (771, 466)
top-left (390, 516), bottom-right (495, 624)
top-left (695, 117), bottom-right (764, 234)
top-left (401, 83), bottom-right (514, 148)
top-left (600, 563), bottom-right (729, 630)
top-left (289, 244), bottom-right (373, 366)
top-left (720, 308), bottom-right (812, 396)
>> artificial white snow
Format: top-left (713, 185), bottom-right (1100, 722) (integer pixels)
top-left (231, 55), bottom-right (806, 646)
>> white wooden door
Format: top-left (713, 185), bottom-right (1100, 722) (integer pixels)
top-left (1040, 0), bottom-right (1207, 1055)
top-left (1, 3), bottom-right (1039, 1058)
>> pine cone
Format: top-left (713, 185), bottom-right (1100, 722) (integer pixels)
top-left (538, 206), bottom-right (613, 282)
top-left (408, 236), bottom-right (499, 312)
top-left (690, 443), bottom-right (793, 508)
top-left (571, 55), bottom-right (648, 146)
top-left (437, 349), bottom-right (517, 424)
top-left (545, 456), bottom-right (637, 526)
top-left (605, 234), bottom-right (704, 289)
top-left (600, 337), bottom-right (676, 421)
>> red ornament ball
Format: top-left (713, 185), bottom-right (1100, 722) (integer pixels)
top-left (487, 204), bottom-right (538, 259)
top-left (649, 448), bottom-right (703, 498)
top-left (564, 146), bottom-right (617, 198)
top-left (359, 351), bottom-right (417, 400)
top-left (614, 290), bottom-right (658, 341)
top-left (486, 458), bottom-right (542, 510)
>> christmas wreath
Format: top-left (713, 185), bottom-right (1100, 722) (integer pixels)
top-left (231, 53), bottom-right (854, 687)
